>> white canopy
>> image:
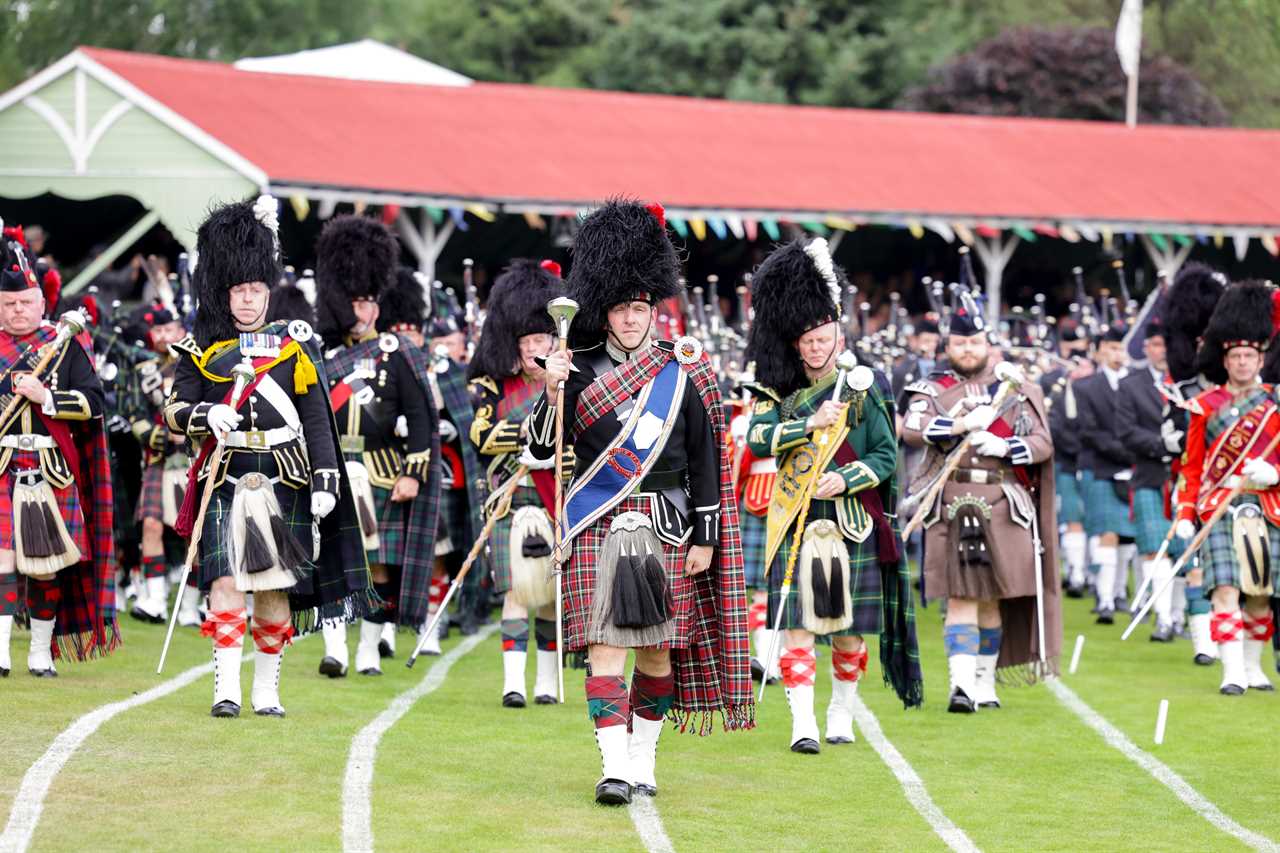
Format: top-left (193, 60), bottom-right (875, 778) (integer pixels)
top-left (233, 39), bottom-right (472, 87)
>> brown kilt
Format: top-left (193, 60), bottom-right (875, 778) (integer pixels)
top-left (563, 493), bottom-right (692, 652)
top-left (923, 478), bottom-right (1037, 601)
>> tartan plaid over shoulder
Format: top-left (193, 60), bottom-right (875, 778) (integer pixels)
top-left (573, 341), bottom-right (754, 733)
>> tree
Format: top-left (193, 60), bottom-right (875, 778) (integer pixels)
top-left (896, 25), bottom-right (1229, 126)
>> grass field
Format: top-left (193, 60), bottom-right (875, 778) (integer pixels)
top-left (1, 592), bottom-right (1278, 853)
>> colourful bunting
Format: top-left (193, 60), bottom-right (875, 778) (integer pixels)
top-left (522, 212), bottom-right (547, 230)
top-left (801, 221), bottom-right (830, 235)
top-left (380, 204), bottom-right (400, 225)
top-left (427, 206), bottom-right (444, 225)
top-left (465, 204), bottom-right (495, 223)
top-left (1148, 233), bottom-right (1168, 252)
top-left (1011, 226), bottom-right (1037, 242)
top-left (449, 207), bottom-right (469, 231)
top-left (669, 217), bottom-right (689, 238)
top-left (709, 218), bottom-right (728, 239)
top-left (744, 219), bottom-right (758, 241)
top-left (761, 220), bottom-right (781, 240)
top-left (1262, 234), bottom-right (1280, 257)
top-left (952, 223), bottom-right (975, 245)
top-left (1058, 224), bottom-right (1081, 243)
top-left (690, 218), bottom-right (707, 241)
top-left (1172, 234), bottom-right (1192, 248)
top-left (289, 195), bottom-right (310, 221)
top-left (906, 220), bottom-right (924, 239)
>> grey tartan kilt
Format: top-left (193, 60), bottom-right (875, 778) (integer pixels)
top-left (740, 510), bottom-right (768, 589)
top-left (1084, 475), bottom-right (1135, 538)
top-left (1201, 495), bottom-right (1280, 592)
top-left (489, 485), bottom-right (544, 595)
top-left (766, 501), bottom-right (882, 637)
top-left (197, 449), bottom-right (316, 593)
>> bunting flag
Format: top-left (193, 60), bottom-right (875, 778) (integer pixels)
top-left (1232, 232), bottom-right (1250, 261)
top-left (825, 217), bottom-right (856, 231)
top-left (1058, 224), bottom-right (1081, 243)
top-left (380, 204), bottom-right (400, 225)
top-left (1212, 231), bottom-right (1225, 248)
top-left (1011, 226), bottom-right (1037, 242)
top-left (1032, 223), bottom-right (1059, 238)
top-left (1261, 234), bottom-right (1280, 257)
top-left (289, 195), bottom-right (310, 221)
top-left (522, 212), bottom-right (547, 230)
top-left (709, 218), bottom-right (728, 239)
top-left (465, 204), bottom-right (496, 222)
top-left (690, 218), bottom-right (707, 241)
top-left (801, 221), bottom-right (830, 235)
top-left (353, 200), bottom-right (368, 215)
top-left (975, 224), bottom-right (1000, 238)
top-left (744, 219), bottom-right (758, 241)
top-left (427, 206), bottom-right (445, 225)
top-left (922, 219), bottom-right (953, 243)
top-left (906, 220), bottom-right (924, 239)
top-left (669, 217), bottom-right (689, 238)
top-left (1172, 233), bottom-right (1192, 248)
top-left (761, 219), bottom-right (781, 240)
top-left (449, 207), bottom-right (469, 231)
top-left (1101, 226), bottom-right (1114, 251)
top-left (1074, 222), bottom-right (1100, 242)
top-left (318, 198), bottom-right (339, 220)
top-left (725, 215), bottom-right (745, 239)
top-left (952, 222), bottom-right (975, 245)
top-left (1148, 232), bottom-right (1168, 252)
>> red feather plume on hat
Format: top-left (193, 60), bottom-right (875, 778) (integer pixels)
top-left (539, 259), bottom-right (562, 278)
top-left (41, 267), bottom-right (61, 310)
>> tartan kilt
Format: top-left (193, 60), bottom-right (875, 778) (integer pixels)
top-left (369, 484), bottom-right (406, 567)
top-left (1201, 495), bottom-right (1280, 591)
top-left (766, 503), bottom-right (882, 637)
top-left (1084, 475), bottom-right (1135, 538)
top-left (134, 464), bottom-right (165, 524)
top-left (1131, 487), bottom-right (1172, 554)
top-left (1056, 464), bottom-right (1085, 525)
top-left (197, 450), bottom-right (316, 593)
top-left (740, 510), bottom-right (768, 589)
top-left (489, 485), bottom-right (544, 595)
top-left (436, 487), bottom-right (469, 556)
top-left (563, 493), bottom-right (692, 652)
top-left (0, 450), bottom-right (88, 555)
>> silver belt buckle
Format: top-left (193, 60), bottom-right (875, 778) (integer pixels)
top-left (17, 435), bottom-right (35, 451)
top-left (971, 470), bottom-right (989, 485)
top-left (340, 435), bottom-right (365, 454)
top-left (245, 430), bottom-right (267, 449)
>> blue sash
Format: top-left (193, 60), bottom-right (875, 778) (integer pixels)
top-left (564, 359), bottom-right (686, 540)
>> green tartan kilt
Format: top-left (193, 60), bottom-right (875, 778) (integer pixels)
top-left (1201, 495), bottom-right (1280, 591)
top-left (1056, 463), bottom-right (1085, 525)
top-left (489, 485), bottom-right (545, 595)
top-left (740, 510), bottom-right (768, 589)
top-left (766, 504), bottom-right (882, 637)
top-left (197, 450), bottom-right (316, 593)
top-left (1084, 475), bottom-right (1135, 538)
top-left (369, 484), bottom-right (406, 567)
top-left (1131, 487), bottom-right (1172, 555)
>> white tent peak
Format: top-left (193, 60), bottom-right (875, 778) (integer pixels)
top-left (233, 39), bottom-right (472, 87)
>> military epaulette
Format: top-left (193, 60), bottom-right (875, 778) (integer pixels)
top-left (742, 382), bottom-right (781, 402)
top-left (170, 334), bottom-right (202, 360)
top-left (903, 380), bottom-right (938, 397)
top-left (469, 375), bottom-right (499, 395)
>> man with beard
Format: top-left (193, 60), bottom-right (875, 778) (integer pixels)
top-left (1117, 323), bottom-right (1179, 641)
top-left (902, 303), bottom-right (1061, 712)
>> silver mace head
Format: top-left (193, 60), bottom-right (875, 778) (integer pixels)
top-left (57, 308), bottom-right (88, 339)
top-left (546, 297), bottom-right (579, 340)
top-left (230, 359), bottom-right (257, 390)
top-left (832, 350), bottom-right (864, 399)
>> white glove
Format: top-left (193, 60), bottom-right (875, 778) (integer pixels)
top-left (730, 413), bottom-right (750, 443)
top-left (438, 418), bottom-right (458, 443)
top-left (961, 404), bottom-right (996, 433)
top-left (1160, 419), bottom-right (1184, 454)
top-left (311, 491), bottom-right (336, 520)
top-left (969, 430), bottom-right (1009, 458)
top-left (207, 404), bottom-right (242, 438)
top-left (1174, 519), bottom-right (1196, 541)
top-left (395, 414), bottom-right (408, 438)
top-left (1242, 457), bottom-right (1279, 488)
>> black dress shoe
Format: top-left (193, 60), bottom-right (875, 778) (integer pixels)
top-left (254, 706), bottom-right (286, 718)
top-left (318, 656), bottom-right (348, 678)
top-left (595, 778), bottom-right (632, 805)
top-left (633, 783), bottom-right (657, 797)
top-left (1149, 625), bottom-right (1174, 643)
top-left (358, 667), bottom-right (383, 676)
top-left (1065, 584), bottom-right (1085, 599)
top-left (826, 734), bottom-right (853, 745)
top-left (1220, 683), bottom-right (1246, 696)
top-left (1250, 682), bottom-right (1275, 692)
top-left (1096, 610), bottom-right (1115, 625)
top-left (210, 700), bottom-right (241, 718)
top-left (378, 639), bottom-right (394, 659)
top-left (750, 658), bottom-right (765, 683)
top-left (502, 691), bottom-right (527, 708)
top-left (0, 666), bottom-right (9, 678)
top-left (28, 667), bottom-right (57, 678)
top-left (534, 694), bottom-right (557, 705)
top-left (790, 738), bottom-right (820, 754)
top-left (1194, 653), bottom-right (1217, 666)
top-left (948, 687), bottom-right (976, 713)
top-left (978, 700), bottom-right (1001, 710)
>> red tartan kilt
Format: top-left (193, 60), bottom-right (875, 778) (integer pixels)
top-left (134, 464), bottom-right (165, 523)
top-left (0, 451), bottom-right (89, 555)
top-left (563, 493), bottom-right (692, 652)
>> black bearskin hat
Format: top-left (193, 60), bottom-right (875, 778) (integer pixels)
top-left (377, 268), bottom-right (428, 335)
top-left (565, 199), bottom-right (680, 348)
top-left (468, 259), bottom-right (564, 381)
top-left (267, 282), bottom-right (316, 329)
top-left (1194, 280), bottom-right (1276, 385)
top-left (745, 238), bottom-right (847, 396)
top-left (428, 280), bottom-right (465, 339)
top-left (313, 215), bottom-right (398, 340)
top-left (192, 196), bottom-right (282, 348)
top-left (1163, 262), bottom-right (1226, 382)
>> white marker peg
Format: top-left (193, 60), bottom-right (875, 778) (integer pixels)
top-left (1154, 699), bottom-right (1169, 745)
top-left (1068, 634), bottom-right (1085, 675)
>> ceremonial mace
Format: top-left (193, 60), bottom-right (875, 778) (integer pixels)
top-left (546, 296), bottom-right (579, 704)
top-left (0, 309), bottom-right (86, 431)
top-left (407, 465), bottom-right (528, 668)
top-left (759, 351), bottom-right (859, 703)
top-left (157, 358), bottom-right (255, 674)
top-left (900, 361), bottom-right (1024, 540)
top-left (1122, 422), bottom-right (1280, 641)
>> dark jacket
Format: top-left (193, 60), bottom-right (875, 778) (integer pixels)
top-left (1116, 368), bottom-right (1171, 491)
top-left (1074, 371), bottom-right (1134, 479)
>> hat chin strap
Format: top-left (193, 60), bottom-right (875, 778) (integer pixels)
top-left (234, 303), bottom-right (268, 333)
top-left (605, 313), bottom-right (654, 361)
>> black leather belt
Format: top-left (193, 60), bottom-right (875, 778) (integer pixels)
top-left (641, 468), bottom-right (686, 491)
top-left (951, 468), bottom-right (1003, 485)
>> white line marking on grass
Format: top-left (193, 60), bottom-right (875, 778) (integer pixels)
top-left (1049, 679), bottom-right (1280, 852)
top-left (342, 625), bottom-right (497, 853)
top-left (848, 694), bottom-right (980, 853)
top-left (1, 659), bottom-right (214, 853)
top-left (629, 795), bottom-right (676, 853)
